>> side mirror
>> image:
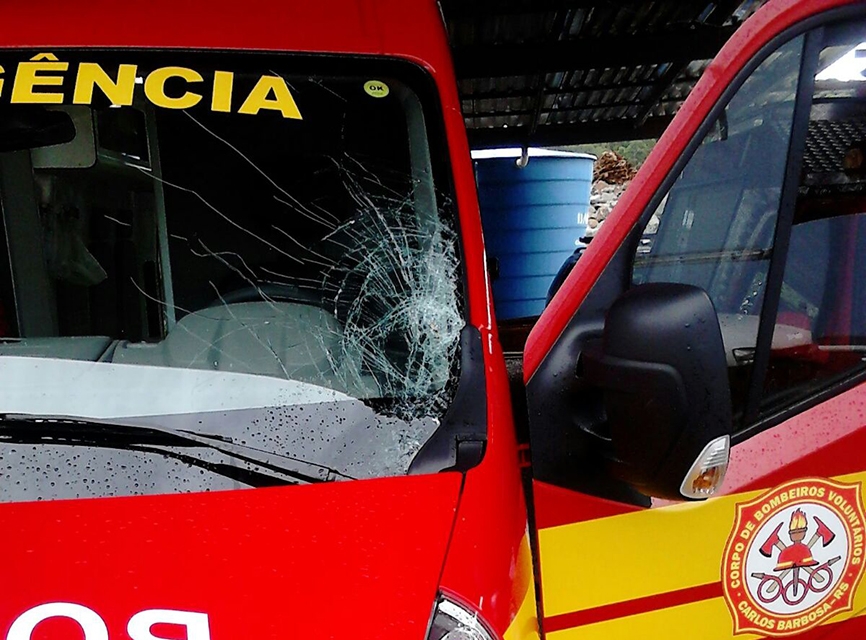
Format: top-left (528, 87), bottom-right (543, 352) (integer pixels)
top-left (581, 283), bottom-right (732, 500)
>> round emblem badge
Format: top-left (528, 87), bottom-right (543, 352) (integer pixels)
top-left (722, 478), bottom-right (866, 636)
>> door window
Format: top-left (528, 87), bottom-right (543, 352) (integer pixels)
top-left (633, 34), bottom-right (805, 418)
top-left (760, 27), bottom-right (866, 416)
top-left (634, 19), bottom-right (866, 430)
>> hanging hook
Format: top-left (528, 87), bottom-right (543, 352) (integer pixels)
top-left (515, 145), bottom-right (530, 169)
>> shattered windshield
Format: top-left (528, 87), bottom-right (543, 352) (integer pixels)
top-left (0, 51), bottom-right (465, 501)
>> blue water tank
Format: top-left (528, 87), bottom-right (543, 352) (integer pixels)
top-left (473, 148), bottom-right (595, 319)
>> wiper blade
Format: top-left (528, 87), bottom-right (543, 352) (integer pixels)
top-left (0, 414), bottom-right (353, 487)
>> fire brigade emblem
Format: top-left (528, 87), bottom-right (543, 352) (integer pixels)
top-left (722, 478), bottom-right (866, 636)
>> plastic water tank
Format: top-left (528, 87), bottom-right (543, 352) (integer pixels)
top-left (473, 148), bottom-right (595, 319)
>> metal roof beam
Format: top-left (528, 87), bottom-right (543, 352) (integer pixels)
top-left (463, 97), bottom-right (685, 118)
top-left (633, 62), bottom-right (690, 125)
top-left (632, 0), bottom-right (741, 123)
top-left (442, 0), bottom-right (710, 19)
top-left (454, 26), bottom-right (735, 78)
top-left (460, 80), bottom-right (691, 102)
top-left (466, 116), bottom-right (674, 147)
top-left (526, 4), bottom-right (575, 141)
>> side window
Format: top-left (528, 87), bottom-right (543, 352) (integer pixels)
top-left (635, 19), bottom-right (866, 429)
top-left (761, 28), bottom-right (866, 416)
top-left (633, 34), bottom-right (805, 417)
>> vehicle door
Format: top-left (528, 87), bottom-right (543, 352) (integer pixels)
top-left (525, 1), bottom-right (866, 638)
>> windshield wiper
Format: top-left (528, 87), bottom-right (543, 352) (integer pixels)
top-left (0, 414), bottom-right (353, 487)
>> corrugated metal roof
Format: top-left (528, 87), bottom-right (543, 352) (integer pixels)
top-left (441, 0), bottom-right (770, 147)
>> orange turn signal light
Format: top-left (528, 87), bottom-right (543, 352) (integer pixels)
top-left (680, 435), bottom-right (730, 499)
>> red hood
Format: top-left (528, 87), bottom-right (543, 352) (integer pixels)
top-left (0, 474), bottom-right (462, 639)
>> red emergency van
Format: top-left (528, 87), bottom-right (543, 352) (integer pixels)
top-left (1, 0), bottom-right (866, 638)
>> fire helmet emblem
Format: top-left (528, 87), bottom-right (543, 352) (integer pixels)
top-left (722, 478), bottom-right (866, 636)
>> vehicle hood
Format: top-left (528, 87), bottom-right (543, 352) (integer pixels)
top-left (0, 356), bottom-right (440, 485)
top-left (0, 474), bottom-right (462, 639)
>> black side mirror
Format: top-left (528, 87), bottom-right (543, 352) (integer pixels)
top-left (581, 283), bottom-right (732, 500)
top-left (0, 107), bottom-right (76, 153)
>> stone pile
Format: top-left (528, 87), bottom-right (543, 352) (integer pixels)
top-left (588, 179), bottom-right (627, 223)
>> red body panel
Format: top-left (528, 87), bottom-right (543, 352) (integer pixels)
top-left (724, 381), bottom-right (866, 494)
top-left (0, 1), bottom-right (520, 637)
top-left (532, 480), bottom-right (641, 529)
top-left (439, 331), bottom-right (531, 637)
top-left (0, 475), bottom-right (462, 638)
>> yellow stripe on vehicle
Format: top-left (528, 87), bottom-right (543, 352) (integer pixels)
top-left (538, 471), bottom-right (866, 619)
top-left (546, 587), bottom-right (866, 640)
top-left (504, 532), bottom-right (540, 640)
top-left (503, 574), bottom-right (539, 640)
top-left (547, 597), bottom-right (758, 640)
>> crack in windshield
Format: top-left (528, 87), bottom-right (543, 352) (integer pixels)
top-left (0, 56), bottom-right (465, 499)
top-left (125, 84), bottom-right (463, 421)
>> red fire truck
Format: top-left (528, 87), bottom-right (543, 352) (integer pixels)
top-left (1, 0), bottom-right (866, 638)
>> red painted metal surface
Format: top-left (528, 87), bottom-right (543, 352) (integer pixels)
top-left (0, 475), bottom-right (462, 639)
top-left (439, 329), bottom-right (532, 638)
top-left (723, 381), bottom-right (866, 494)
top-left (0, 3), bottom-right (508, 637)
top-left (525, 0), bottom-right (863, 382)
top-left (0, 0), bottom-right (413, 59)
top-left (532, 480), bottom-right (642, 530)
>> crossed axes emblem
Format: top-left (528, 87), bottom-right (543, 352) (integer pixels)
top-left (750, 513), bottom-right (841, 603)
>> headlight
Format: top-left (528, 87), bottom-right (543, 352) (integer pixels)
top-left (427, 595), bottom-right (496, 640)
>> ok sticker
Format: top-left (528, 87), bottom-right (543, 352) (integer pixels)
top-left (364, 80), bottom-right (389, 98)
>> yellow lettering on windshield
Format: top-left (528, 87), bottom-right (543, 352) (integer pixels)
top-left (73, 63), bottom-right (137, 106)
top-left (238, 75), bottom-right (302, 119)
top-left (144, 66), bottom-right (203, 109)
top-left (11, 53), bottom-right (68, 104)
top-left (2, 57), bottom-right (304, 119)
top-left (211, 70), bottom-right (234, 113)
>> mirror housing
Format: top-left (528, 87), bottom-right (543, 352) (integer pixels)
top-left (581, 283), bottom-right (732, 500)
top-left (0, 107), bottom-right (76, 153)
